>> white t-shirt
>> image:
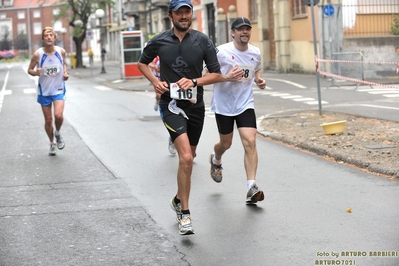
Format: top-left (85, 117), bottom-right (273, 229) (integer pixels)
top-left (210, 42), bottom-right (261, 116)
top-left (37, 46), bottom-right (65, 96)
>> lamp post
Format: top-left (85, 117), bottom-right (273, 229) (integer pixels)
top-left (95, 9), bottom-right (106, 74)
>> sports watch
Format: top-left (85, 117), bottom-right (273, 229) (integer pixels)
top-left (191, 79), bottom-right (197, 88)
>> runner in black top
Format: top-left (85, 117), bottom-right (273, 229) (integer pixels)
top-left (137, 0), bottom-right (242, 235)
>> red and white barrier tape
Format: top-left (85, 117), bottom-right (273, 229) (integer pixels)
top-left (318, 70), bottom-right (399, 89)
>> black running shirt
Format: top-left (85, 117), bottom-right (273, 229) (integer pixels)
top-left (139, 28), bottom-right (221, 104)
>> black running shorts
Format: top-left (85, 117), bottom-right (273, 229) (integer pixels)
top-left (159, 100), bottom-right (205, 146)
top-left (215, 109), bottom-right (257, 135)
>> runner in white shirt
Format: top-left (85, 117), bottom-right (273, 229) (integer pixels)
top-left (28, 27), bottom-right (69, 156)
top-left (205, 17), bottom-right (267, 204)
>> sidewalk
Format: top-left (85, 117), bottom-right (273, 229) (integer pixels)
top-left (68, 60), bottom-right (151, 91)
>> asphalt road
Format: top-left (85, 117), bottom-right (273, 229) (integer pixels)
top-left (0, 61), bottom-right (398, 266)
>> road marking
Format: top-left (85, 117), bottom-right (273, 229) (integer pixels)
top-left (367, 90), bottom-right (399, 94)
top-left (306, 100), bottom-right (328, 105)
top-left (23, 89), bottom-right (37, 94)
top-left (382, 94), bottom-right (399, 98)
top-left (270, 93), bottom-right (291, 97)
top-left (358, 104), bottom-right (399, 111)
top-left (265, 78), bottom-right (307, 89)
top-left (293, 98), bottom-right (315, 102)
top-left (280, 95), bottom-right (302, 99)
top-left (0, 70), bottom-right (10, 113)
top-left (94, 85), bottom-right (112, 91)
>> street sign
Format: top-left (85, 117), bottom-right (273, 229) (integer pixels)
top-left (323, 4), bottom-right (335, 17)
top-left (86, 30), bottom-right (93, 40)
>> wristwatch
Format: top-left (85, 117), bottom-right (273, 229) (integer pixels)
top-left (191, 79), bottom-right (197, 88)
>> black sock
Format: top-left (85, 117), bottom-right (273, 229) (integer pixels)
top-left (182, 209), bottom-right (190, 215)
top-left (174, 196), bottom-right (180, 205)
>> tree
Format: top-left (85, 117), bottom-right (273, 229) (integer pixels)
top-left (391, 16), bottom-right (399, 36)
top-left (0, 27), bottom-right (12, 51)
top-left (55, 0), bottom-right (113, 68)
top-left (14, 31), bottom-right (29, 50)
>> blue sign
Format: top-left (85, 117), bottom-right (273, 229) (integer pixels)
top-left (323, 4), bottom-right (334, 16)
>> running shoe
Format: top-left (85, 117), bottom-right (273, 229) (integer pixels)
top-left (55, 133), bottom-right (65, 150)
top-left (209, 153), bottom-right (223, 183)
top-left (170, 197), bottom-right (182, 222)
top-left (49, 144), bottom-right (57, 156)
top-left (154, 99), bottom-right (159, 111)
top-left (178, 215), bottom-right (195, 235)
top-left (246, 182), bottom-right (264, 204)
top-left (168, 138), bottom-right (176, 155)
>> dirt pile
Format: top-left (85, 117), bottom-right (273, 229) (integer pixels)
top-left (259, 110), bottom-right (399, 179)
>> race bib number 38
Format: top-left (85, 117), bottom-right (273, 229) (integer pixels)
top-left (237, 64), bottom-right (254, 82)
top-left (170, 83), bottom-right (197, 103)
top-left (43, 65), bottom-right (61, 77)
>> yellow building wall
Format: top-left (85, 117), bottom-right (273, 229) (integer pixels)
top-left (290, 41), bottom-right (317, 72)
top-left (290, 6), bottom-right (320, 73)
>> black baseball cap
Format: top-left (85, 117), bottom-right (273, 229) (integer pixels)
top-left (231, 17), bottom-right (252, 30)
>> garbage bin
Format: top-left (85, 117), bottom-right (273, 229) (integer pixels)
top-left (70, 53), bottom-right (76, 68)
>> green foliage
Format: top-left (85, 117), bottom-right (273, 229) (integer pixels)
top-left (390, 16), bottom-right (399, 35)
top-left (53, 0), bottom-right (114, 67)
top-left (14, 31), bottom-right (29, 50)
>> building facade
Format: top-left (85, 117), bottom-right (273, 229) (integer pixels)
top-left (0, 0), bottom-right (71, 56)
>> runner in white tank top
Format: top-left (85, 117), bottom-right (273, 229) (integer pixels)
top-left (28, 27), bottom-right (69, 156)
top-left (37, 46), bottom-right (65, 96)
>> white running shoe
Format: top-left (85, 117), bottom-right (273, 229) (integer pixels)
top-left (49, 144), bottom-right (57, 156)
top-left (55, 134), bottom-right (65, 150)
top-left (168, 138), bottom-right (176, 155)
top-left (178, 215), bottom-right (195, 235)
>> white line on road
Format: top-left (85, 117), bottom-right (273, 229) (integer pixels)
top-left (293, 98), bottom-right (315, 102)
top-left (94, 85), bottom-right (112, 91)
top-left (280, 95), bottom-right (302, 99)
top-left (358, 104), bottom-right (399, 111)
top-left (367, 91), bottom-right (399, 94)
top-left (265, 78), bottom-right (307, 89)
top-left (306, 101), bottom-right (329, 105)
top-left (0, 70), bottom-right (10, 113)
top-left (269, 93), bottom-right (291, 97)
top-left (23, 89), bottom-right (37, 94)
top-left (382, 94), bottom-right (399, 98)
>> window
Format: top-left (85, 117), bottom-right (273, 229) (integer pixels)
top-left (33, 10), bottom-right (40, 18)
top-left (18, 11), bottom-right (25, 19)
top-left (292, 0), bottom-right (307, 18)
top-left (33, 22), bottom-right (42, 35)
top-left (53, 8), bottom-right (60, 16)
top-left (17, 23), bottom-right (26, 34)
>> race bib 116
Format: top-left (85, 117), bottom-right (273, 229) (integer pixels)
top-left (169, 83), bottom-right (197, 103)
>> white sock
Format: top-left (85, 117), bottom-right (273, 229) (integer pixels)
top-left (247, 180), bottom-right (256, 190)
top-left (212, 155), bottom-right (222, 165)
top-left (55, 130), bottom-right (60, 136)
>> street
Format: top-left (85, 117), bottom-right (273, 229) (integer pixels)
top-left (0, 62), bottom-right (398, 266)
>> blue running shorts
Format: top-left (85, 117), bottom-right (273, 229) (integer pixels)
top-left (37, 93), bottom-right (66, 106)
